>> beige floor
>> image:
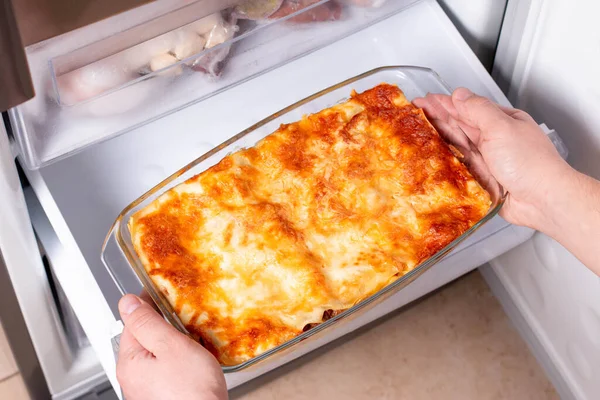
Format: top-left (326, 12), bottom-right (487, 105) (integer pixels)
top-left (0, 271), bottom-right (557, 400)
top-left (0, 323), bottom-right (29, 399)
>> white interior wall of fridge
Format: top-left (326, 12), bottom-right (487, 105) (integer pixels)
top-left (437, 0), bottom-right (508, 70)
top-left (488, 0), bottom-right (600, 399)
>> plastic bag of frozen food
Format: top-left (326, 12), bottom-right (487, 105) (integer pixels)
top-left (191, 13), bottom-right (239, 77)
top-left (136, 12), bottom-right (238, 78)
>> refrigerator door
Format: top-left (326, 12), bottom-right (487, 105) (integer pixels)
top-left (437, 0), bottom-right (508, 70)
top-left (0, 0), bottom-right (34, 110)
top-left (489, 0), bottom-right (600, 399)
top-left (0, 122), bottom-right (110, 399)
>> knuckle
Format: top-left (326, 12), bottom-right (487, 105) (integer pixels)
top-left (515, 110), bottom-right (536, 123)
top-left (468, 96), bottom-right (498, 114)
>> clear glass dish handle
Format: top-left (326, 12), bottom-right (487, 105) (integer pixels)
top-left (102, 225), bottom-right (143, 296)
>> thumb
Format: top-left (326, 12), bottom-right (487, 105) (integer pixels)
top-left (452, 88), bottom-right (515, 143)
top-left (118, 294), bottom-right (181, 357)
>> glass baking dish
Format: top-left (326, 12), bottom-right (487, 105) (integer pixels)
top-left (102, 65), bottom-right (505, 372)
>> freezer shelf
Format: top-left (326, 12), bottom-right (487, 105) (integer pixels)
top-left (21, 0), bottom-right (535, 393)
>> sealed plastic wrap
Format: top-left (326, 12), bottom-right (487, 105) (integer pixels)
top-left (102, 66), bottom-right (505, 372)
top-left (191, 13), bottom-right (239, 76)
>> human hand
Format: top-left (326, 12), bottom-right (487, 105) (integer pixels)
top-left (116, 294), bottom-right (227, 400)
top-left (413, 88), bottom-right (573, 231)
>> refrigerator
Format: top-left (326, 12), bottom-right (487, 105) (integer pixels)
top-left (0, 0), bottom-right (596, 399)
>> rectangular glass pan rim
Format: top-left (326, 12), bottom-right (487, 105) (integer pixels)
top-left (102, 65), bottom-right (506, 372)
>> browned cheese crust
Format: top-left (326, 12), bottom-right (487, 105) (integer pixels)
top-left (129, 84), bottom-right (491, 365)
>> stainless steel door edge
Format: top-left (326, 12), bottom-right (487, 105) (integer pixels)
top-left (0, 0), bottom-right (34, 110)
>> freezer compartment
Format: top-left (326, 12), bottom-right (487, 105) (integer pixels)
top-left (11, 0), bottom-right (419, 169)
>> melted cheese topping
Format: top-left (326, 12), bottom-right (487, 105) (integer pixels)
top-left (129, 84), bottom-right (491, 366)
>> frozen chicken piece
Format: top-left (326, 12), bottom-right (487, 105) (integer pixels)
top-left (55, 59), bottom-right (134, 105)
top-left (150, 53), bottom-right (178, 71)
top-left (123, 32), bottom-right (178, 72)
top-left (204, 16), bottom-right (238, 49)
top-left (149, 53), bottom-right (183, 76)
top-left (135, 24), bottom-right (208, 75)
top-left (172, 29), bottom-right (207, 60)
top-left (189, 13), bottom-right (224, 36)
top-left (54, 61), bottom-right (156, 115)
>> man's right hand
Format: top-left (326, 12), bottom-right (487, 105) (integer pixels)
top-left (415, 88), bottom-right (600, 276)
top-left (413, 88), bottom-right (572, 231)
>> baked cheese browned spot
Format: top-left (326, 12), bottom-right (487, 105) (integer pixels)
top-left (129, 84), bottom-right (491, 366)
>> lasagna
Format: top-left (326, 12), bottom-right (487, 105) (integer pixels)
top-left (129, 84), bottom-right (491, 366)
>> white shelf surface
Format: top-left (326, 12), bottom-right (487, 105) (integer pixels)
top-left (22, 0), bottom-right (533, 394)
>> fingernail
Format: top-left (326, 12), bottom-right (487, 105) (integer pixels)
top-left (119, 295), bottom-right (142, 316)
top-left (454, 88), bottom-right (474, 102)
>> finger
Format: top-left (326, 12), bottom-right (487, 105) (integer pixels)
top-left (414, 94), bottom-right (462, 138)
top-left (412, 97), bottom-right (430, 111)
top-left (118, 294), bottom-right (181, 357)
top-left (498, 105), bottom-right (536, 123)
top-left (118, 327), bottom-right (151, 362)
top-left (457, 120), bottom-right (483, 146)
top-left (138, 290), bottom-right (160, 312)
top-left (415, 93), bottom-right (477, 149)
top-left (451, 88), bottom-right (515, 143)
top-left (414, 93), bottom-right (456, 122)
top-left (416, 92), bottom-right (526, 126)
